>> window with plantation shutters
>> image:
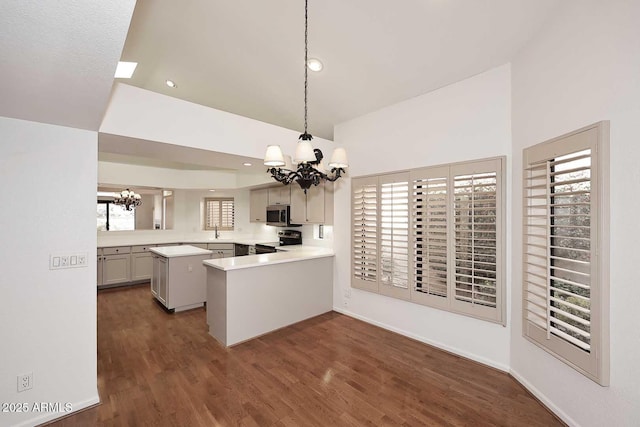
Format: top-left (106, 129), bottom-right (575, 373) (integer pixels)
top-left (411, 166), bottom-right (449, 309)
top-left (350, 157), bottom-right (505, 324)
top-left (451, 160), bottom-right (503, 321)
top-left (379, 173), bottom-right (410, 299)
top-left (204, 198), bottom-right (234, 231)
top-left (523, 121), bottom-right (609, 386)
top-left (352, 177), bottom-right (378, 292)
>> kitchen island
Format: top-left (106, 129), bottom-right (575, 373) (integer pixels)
top-left (203, 248), bottom-right (334, 347)
top-left (149, 245), bottom-right (212, 312)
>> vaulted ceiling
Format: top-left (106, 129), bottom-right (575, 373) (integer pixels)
top-left (1, 0), bottom-right (560, 168)
top-left (119, 0), bottom-right (560, 140)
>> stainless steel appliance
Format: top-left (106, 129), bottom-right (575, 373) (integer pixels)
top-left (254, 230), bottom-right (302, 254)
top-left (254, 243), bottom-right (278, 254)
top-left (266, 205), bottom-right (300, 227)
top-left (266, 205), bottom-right (289, 227)
top-left (234, 244), bottom-right (249, 256)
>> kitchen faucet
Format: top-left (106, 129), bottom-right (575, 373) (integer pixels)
top-left (214, 224), bottom-right (219, 239)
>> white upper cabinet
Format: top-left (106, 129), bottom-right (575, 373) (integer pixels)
top-left (249, 188), bottom-right (269, 222)
top-left (268, 186), bottom-right (291, 205)
top-left (290, 182), bottom-right (334, 224)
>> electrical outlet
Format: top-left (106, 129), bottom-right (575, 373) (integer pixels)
top-left (17, 372), bottom-right (33, 392)
top-left (343, 288), bottom-right (351, 299)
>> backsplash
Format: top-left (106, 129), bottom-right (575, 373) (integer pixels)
top-left (97, 223), bottom-right (332, 248)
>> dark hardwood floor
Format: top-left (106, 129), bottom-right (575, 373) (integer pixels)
top-left (47, 284), bottom-right (563, 426)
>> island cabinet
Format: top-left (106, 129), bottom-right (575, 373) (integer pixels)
top-left (268, 186), bottom-right (290, 205)
top-left (149, 245), bottom-right (213, 312)
top-left (249, 188), bottom-right (269, 222)
top-left (290, 182), bottom-right (334, 224)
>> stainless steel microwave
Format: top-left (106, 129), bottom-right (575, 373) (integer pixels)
top-left (266, 205), bottom-right (290, 227)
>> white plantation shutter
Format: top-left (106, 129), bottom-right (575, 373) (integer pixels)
top-left (379, 173), bottom-right (410, 299)
top-left (523, 122), bottom-right (609, 386)
top-left (350, 157), bottom-right (505, 324)
top-left (410, 166), bottom-right (449, 308)
top-left (204, 198), bottom-right (234, 230)
top-left (352, 177), bottom-right (379, 292)
top-left (450, 159), bottom-right (504, 322)
top-left (220, 199), bottom-right (234, 228)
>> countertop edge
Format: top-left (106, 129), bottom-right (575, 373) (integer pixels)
top-left (202, 251), bottom-right (334, 271)
top-left (149, 245), bottom-right (213, 258)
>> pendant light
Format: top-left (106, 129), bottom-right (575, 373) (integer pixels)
top-left (263, 0), bottom-right (348, 193)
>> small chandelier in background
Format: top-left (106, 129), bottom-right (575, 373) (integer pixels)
top-left (264, 0), bottom-right (348, 193)
top-left (114, 189), bottom-right (142, 211)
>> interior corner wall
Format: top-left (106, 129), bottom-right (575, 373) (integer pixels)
top-left (0, 117), bottom-right (98, 427)
top-left (332, 64), bottom-right (512, 370)
top-left (510, 0), bottom-right (640, 425)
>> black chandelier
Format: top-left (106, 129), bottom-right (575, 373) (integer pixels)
top-left (113, 189), bottom-right (142, 211)
top-left (263, 0), bottom-right (348, 193)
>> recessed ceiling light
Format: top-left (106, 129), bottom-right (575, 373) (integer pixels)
top-left (166, 79), bottom-right (177, 88)
top-left (209, 189), bottom-right (216, 192)
top-left (114, 61), bottom-right (138, 79)
top-left (243, 162), bottom-right (252, 167)
top-left (307, 58), bottom-right (323, 72)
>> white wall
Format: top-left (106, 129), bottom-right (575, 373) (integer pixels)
top-left (172, 189), bottom-right (256, 236)
top-left (0, 117), bottom-right (98, 427)
top-left (98, 161), bottom-right (239, 190)
top-left (333, 64), bottom-right (512, 370)
top-left (510, 1), bottom-right (640, 425)
top-left (100, 83), bottom-right (337, 161)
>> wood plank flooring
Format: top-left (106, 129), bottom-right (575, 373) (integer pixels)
top-left (47, 284), bottom-right (563, 426)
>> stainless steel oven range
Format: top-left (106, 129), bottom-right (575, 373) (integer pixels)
top-left (254, 230), bottom-right (302, 254)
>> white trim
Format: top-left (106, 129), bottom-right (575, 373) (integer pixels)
top-left (333, 306), bottom-right (509, 372)
top-left (509, 369), bottom-right (577, 427)
top-left (13, 393), bottom-right (100, 427)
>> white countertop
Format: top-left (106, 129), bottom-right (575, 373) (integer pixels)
top-left (203, 247), bottom-right (334, 271)
top-left (275, 244), bottom-right (323, 252)
top-left (97, 236), bottom-right (285, 248)
top-left (150, 245), bottom-right (213, 258)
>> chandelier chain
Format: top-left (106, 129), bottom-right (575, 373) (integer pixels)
top-left (264, 0), bottom-right (347, 194)
top-left (304, 0), bottom-right (308, 135)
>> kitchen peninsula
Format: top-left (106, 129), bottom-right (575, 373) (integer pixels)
top-left (203, 248), bottom-right (334, 347)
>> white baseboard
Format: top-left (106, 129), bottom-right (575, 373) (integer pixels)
top-left (15, 393), bottom-right (100, 427)
top-left (333, 306), bottom-right (510, 372)
top-left (509, 369), bottom-right (577, 426)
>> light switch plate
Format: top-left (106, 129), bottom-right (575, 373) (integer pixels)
top-left (50, 252), bottom-right (88, 270)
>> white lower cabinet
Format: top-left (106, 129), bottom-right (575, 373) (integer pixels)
top-left (99, 242), bottom-right (232, 290)
top-left (97, 249), bottom-right (103, 287)
top-left (101, 255), bottom-right (131, 286)
top-left (208, 243), bottom-right (234, 259)
top-left (101, 247), bottom-right (131, 287)
top-left (131, 245), bottom-right (154, 282)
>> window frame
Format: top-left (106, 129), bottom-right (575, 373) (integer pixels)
top-left (203, 197), bottom-right (235, 231)
top-left (97, 200), bottom-right (136, 231)
top-left (522, 121), bottom-right (609, 386)
top-left (351, 156), bottom-right (506, 324)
